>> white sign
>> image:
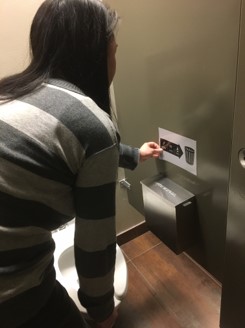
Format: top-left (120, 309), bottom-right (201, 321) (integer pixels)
top-left (158, 128), bottom-right (197, 175)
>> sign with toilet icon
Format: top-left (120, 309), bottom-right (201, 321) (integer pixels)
top-left (158, 127), bottom-right (197, 175)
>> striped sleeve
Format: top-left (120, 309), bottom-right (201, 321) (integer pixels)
top-left (49, 84), bottom-right (121, 321)
top-left (74, 143), bottom-right (119, 321)
top-left (119, 143), bottom-right (139, 170)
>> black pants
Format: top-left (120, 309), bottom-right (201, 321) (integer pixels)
top-left (20, 281), bottom-right (89, 328)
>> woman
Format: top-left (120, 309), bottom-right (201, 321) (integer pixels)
top-left (0, 0), bottom-right (162, 327)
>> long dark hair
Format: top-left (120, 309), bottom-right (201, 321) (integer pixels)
top-left (0, 0), bottom-right (119, 114)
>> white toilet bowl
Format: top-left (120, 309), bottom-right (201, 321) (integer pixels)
top-left (52, 221), bottom-right (128, 313)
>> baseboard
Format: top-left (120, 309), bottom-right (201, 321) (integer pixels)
top-left (116, 221), bottom-right (149, 245)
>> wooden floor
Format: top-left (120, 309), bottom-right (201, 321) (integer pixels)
top-left (115, 231), bottom-right (221, 328)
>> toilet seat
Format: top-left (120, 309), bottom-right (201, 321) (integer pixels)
top-left (52, 222), bottom-right (128, 313)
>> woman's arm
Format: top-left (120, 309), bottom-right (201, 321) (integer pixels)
top-left (119, 142), bottom-right (163, 170)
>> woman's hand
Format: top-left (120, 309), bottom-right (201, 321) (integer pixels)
top-left (139, 142), bottom-right (163, 162)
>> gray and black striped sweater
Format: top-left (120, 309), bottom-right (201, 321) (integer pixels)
top-left (0, 79), bottom-right (139, 327)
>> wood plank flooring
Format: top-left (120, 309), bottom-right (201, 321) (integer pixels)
top-left (115, 231), bottom-right (221, 328)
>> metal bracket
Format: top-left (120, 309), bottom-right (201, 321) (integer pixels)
top-left (119, 178), bottom-right (131, 190)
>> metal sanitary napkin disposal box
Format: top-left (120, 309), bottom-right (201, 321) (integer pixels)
top-left (141, 175), bottom-right (197, 254)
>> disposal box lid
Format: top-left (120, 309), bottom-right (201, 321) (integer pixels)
top-left (141, 175), bottom-right (194, 206)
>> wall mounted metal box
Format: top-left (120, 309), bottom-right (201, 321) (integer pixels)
top-left (141, 175), bottom-right (197, 254)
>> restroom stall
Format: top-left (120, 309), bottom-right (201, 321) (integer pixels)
top-left (0, 0), bottom-right (241, 283)
top-left (108, 0), bottom-right (245, 326)
top-left (1, 0), bottom-right (245, 326)
top-left (220, 2), bottom-right (245, 327)
top-left (107, 0), bottom-right (241, 284)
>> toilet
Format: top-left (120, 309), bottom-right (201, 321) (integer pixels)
top-left (52, 220), bottom-right (128, 313)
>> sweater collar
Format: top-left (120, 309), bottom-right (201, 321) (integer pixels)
top-left (47, 79), bottom-right (85, 96)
